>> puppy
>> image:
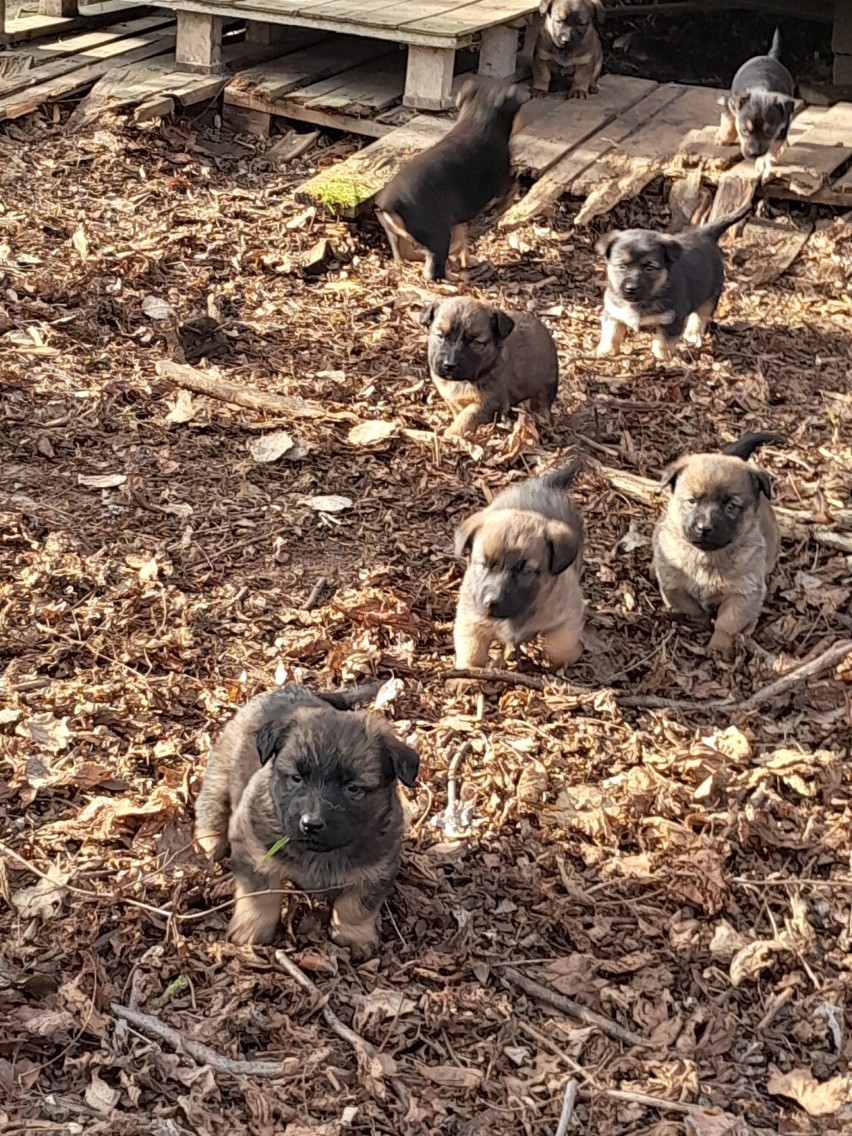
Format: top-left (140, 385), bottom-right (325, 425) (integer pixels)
top-left (653, 432), bottom-right (780, 656)
top-left (718, 28), bottom-right (795, 175)
top-left (532, 0), bottom-right (604, 99)
top-left (194, 683), bottom-right (419, 958)
top-left (595, 203), bottom-right (750, 363)
top-left (454, 464), bottom-right (584, 674)
top-left (375, 78), bottom-right (526, 281)
top-left (421, 296), bottom-right (559, 437)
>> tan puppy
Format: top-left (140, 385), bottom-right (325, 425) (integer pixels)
top-left (532, 0), bottom-right (604, 98)
top-left (454, 465), bottom-right (584, 673)
top-left (653, 432), bottom-right (780, 656)
top-left (421, 296), bottom-right (559, 438)
top-left (195, 684), bottom-right (418, 958)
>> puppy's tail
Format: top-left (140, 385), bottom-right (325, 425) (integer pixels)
top-left (697, 201), bottom-right (752, 244)
top-left (768, 27), bottom-right (782, 60)
top-left (722, 431), bottom-right (780, 461)
top-left (539, 459), bottom-right (585, 492)
top-left (316, 681), bottom-right (385, 711)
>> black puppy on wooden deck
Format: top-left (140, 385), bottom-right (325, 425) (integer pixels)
top-left (375, 78), bottom-right (527, 281)
top-left (718, 28), bottom-right (796, 175)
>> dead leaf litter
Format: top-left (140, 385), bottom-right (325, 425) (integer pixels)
top-left (0, 111), bottom-right (850, 1136)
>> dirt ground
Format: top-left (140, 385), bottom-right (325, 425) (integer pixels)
top-left (1, 92), bottom-right (851, 1136)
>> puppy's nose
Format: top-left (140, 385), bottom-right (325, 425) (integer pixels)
top-left (299, 813), bottom-right (325, 835)
top-left (442, 360), bottom-right (458, 375)
top-left (622, 283), bottom-right (639, 299)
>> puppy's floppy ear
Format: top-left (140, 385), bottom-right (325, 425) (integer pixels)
top-left (454, 511), bottom-right (485, 559)
top-left (419, 300), bottom-right (438, 328)
top-left (455, 77), bottom-right (477, 110)
top-left (379, 734), bottom-right (420, 788)
top-left (752, 469), bottom-right (772, 500)
top-left (255, 720), bottom-right (291, 765)
top-left (595, 231), bottom-right (619, 259)
top-left (545, 520), bottom-right (581, 575)
top-left (659, 456), bottom-right (688, 492)
top-left (492, 310), bottom-right (515, 340)
top-left (538, 0), bottom-right (551, 14)
top-left (590, 0), bottom-right (605, 26)
top-left (734, 92), bottom-right (751, 113)
top-left (661, 237), bottom-right (683, 266)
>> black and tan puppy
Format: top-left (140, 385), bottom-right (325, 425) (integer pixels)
top-left (454, 464), bottom-right (584, 674)
top-left (595, 203), bottom-right (750, 362)
top-left (532, 0), bottom-right (604, 99)
top-left (374, 78), bottom-right (526, 282)
top-left (653, 432), bottom-right (780, 656)
top-left (420, 296), bottom-right (559, 438)
top-left (718, 29), bottom-right (795, 175)
top-left (194, 683), bottom-right (419, 958)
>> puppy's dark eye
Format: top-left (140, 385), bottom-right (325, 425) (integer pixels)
top-left (345, 783), bottom-right (365, 800)
top-left (643, 260), bottom-right (658, 272)
top-left (289, 773), bottom-right (304, 785)
top-left (685, 497), bottom-right (699, 506)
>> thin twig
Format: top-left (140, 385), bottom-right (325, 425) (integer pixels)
top-left (735, 639), bottom-right (852, 711)
top-left (555, 1080), bottom-right (578, 1136)
top-left (502, 967), bottom-right (649, 1049)
top-left (446, 741), bottom-right (472, 818)
top-left (274, 950), bottom-right (377, 1060)
top-left (444, 668), bottom-right (546, 691)
top-left (112, 1003), bottom-right (286, 1077)
top-left (304, 575), bottom-right (329, 611)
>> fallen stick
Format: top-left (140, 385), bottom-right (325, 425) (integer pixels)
top-left (595, 462), bottom-right (852, 552)
top-left (502, 967), bottom-right (649, 1049)
top-left (156, 360), bottom-right (357, 422)
top-left (555, 1080), bottom-right (578, 1136)
top-left (304, 575), bottom-right (329, 612)
top-left (274, 951), bottom-right (377, 1061)
top-left (443, 639), bottom-right (852, 714)
top-left (112, 1003), bottom-right (285, 1077)
top-left (735, 638), bottom-right (852, 711)
top-left (444, 668), bottom-right (546, 692)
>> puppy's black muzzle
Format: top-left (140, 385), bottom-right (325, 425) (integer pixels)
top-left (683, 517), bottom-right (733, 552)
top-left (743, 139), bottom-right (768, 159)
top-left (476, 574), bottom-right (536, 621)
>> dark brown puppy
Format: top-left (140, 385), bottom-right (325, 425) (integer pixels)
top-left (421, 296), bottom-right (559, 438)
top-left (532, 0), bottom-right (604, 98)
top-left (374, 78), bottom-right (526, 281)
top-left (454, 464), bottom-right (584, 676)
top-left (195, 684), bottom-right (419, 958)
top-left (653, 432), bottom-right (780, 656)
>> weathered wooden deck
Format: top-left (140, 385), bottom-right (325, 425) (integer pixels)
top-left (294, 74), bottom-right (852, 224)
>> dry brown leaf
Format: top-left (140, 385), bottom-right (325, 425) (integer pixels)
top-left (347, 419), bottom-right (396, 446)
top-left (766, 1068), bottom-right (852, 1117)
top-left (300, 494), bottom-right (353, 513)
top-left (25, 711), bottom-right (71, 753)
top-left (165, 389), bottom-right (196, 424)
top-left (685, 1109), bottom-right (751, 1135)
top-left (12, 864), bottom-right (68, 921)
top-left (729, 938), bottom-right (786, 987)
top-left (352, 988), bottom-right (416, 1033)
top-left (85, 1070), bottom-right (120, 1114)
top-left (416, 1064), bottom-right (483, 1090)
top-left (709, 920), bottom-right (749, 962)
top-left (248, 430), bottom-right (296, 463)
top-left (77, 472), bottom-right (126, 489)
top-left (14, 1007), bottom-right (76, 1037)
top-left (71, 225), bottom-right (89, 260)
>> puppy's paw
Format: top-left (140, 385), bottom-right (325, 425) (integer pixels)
top-left (651, 338), bottom-right (673, 364)
top-left (530, 86), bottom-right (549, 99)
top-left (595, 340), bottom-right (619, 357)
top-left (194, 829), bottom-right (228, 860)
top-left (708, 629), bottom-right (736, 659)
top-left (754, 154), bottom-right (775, 178)
top-left (329, 918), bottom-right (379, 962)
top-left (568, 87), bottom-right (589, 100)
top-left (227, 911), bottom-right (279, 946)
top-left (682, 329), bottom-right (703, 348)
top-left (447, 676), bottom-right (477, 695)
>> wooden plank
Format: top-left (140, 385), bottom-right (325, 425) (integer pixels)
top-left (403, 42), bottom-right (455, 110)
top-left (296, 0), bottom-right (456, 29)
top-left (138, 0), bottom-right (476, 48)
top-left (0, 8), bottom-right (128, 44)
top-left (24, 15), bottom-right (176, 60)
top-left (513, 74), bottom-right (657, 176)
top-left (226, 35), bottom-right (390, 102)
top-left (0, 33), bottom-right (174, 119)
top-left (227, 95), bottom-right (393, 135)
top-left (770, 100), bottom-right (852, 195)
top-left (291, 51), bottom-right (403, 113)
top-left (572, 85), bottom-right (724, 223)
top-left (295, 114), bottom-right (451, 215)
top-left (402, 0), bottom-right (534, 35)
top-left (0, 21), bottom-right (176, 99)
top-left (500, 83), bottom-right (685, 229)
